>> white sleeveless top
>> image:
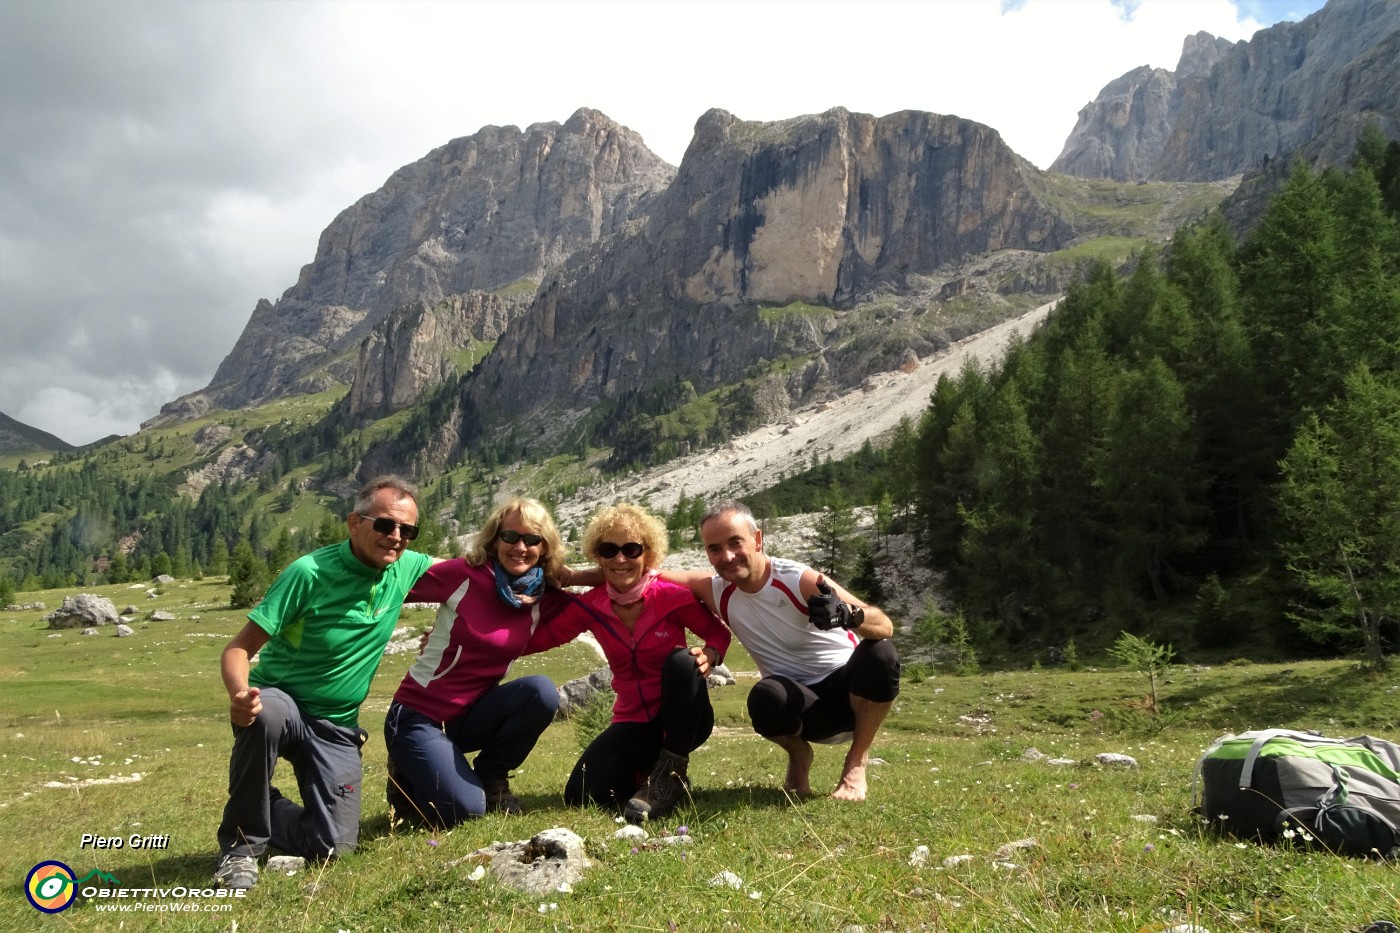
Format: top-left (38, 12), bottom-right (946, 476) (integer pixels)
top-left (711, 557), bottom-right (857, 685)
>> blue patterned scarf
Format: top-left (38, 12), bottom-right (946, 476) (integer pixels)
top-left (493, 561), bottom-right (544, 608)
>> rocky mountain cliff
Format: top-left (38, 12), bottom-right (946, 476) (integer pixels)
top-left (146, 108), bottom-right (674, 426)
top-left (445, 107), bottom-right (1077, 450)
top-left (1052, 0), bottom-right (1400, 182)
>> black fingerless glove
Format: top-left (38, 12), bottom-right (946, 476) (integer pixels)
top-left (807, 577), bottom-right (864, 631)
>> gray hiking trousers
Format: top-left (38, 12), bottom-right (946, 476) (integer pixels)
top-left (216, 687), bottom-right (367, 860)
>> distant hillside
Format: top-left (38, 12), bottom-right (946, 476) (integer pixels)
top-left (0, 411), bottom-right (75, 461)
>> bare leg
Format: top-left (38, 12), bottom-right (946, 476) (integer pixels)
top-left (832, 695), bottom-right (893, 802)
top-left (767, 733), bottom-right (814, 796)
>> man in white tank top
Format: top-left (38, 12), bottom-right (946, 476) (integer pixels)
top-left (667, 499), bottom-right (900, 802)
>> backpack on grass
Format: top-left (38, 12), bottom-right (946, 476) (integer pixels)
top-left (1194, 729), bottom-right (1400, 859)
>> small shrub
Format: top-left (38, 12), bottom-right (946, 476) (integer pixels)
top-left (571, 688), bottom-right (615, 754)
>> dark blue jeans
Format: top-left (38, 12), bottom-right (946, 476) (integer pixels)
top-left (384, 675), bottom-right (558, 826)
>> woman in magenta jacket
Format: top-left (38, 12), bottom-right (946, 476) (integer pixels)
top-left (530, 503), bottom-right (730, 823)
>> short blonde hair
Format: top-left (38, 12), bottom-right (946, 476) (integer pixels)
top-left (581, 503), bottom-right (668, 569)
top-left (465, 497), bottom-right (568, 586)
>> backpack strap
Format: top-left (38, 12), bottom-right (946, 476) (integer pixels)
top-left (1238, 729), bottom-right (1349, 789)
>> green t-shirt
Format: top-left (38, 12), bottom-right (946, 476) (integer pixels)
top-left (249, 540), bottom-right (432, 727)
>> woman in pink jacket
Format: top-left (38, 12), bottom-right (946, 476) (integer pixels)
top-left (530, 503), bottom-right (730, 824)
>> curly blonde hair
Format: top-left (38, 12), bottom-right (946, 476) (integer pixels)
top-left (581, 503), bottom-right (668, 569)
top-left (464, 497), bottom-right (568, 586)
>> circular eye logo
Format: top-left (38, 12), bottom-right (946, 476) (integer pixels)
top-left (26, 860), bottom-right (77, 913)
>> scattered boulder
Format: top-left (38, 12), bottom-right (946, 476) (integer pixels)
top-left (153, 574), bottom-right (175, 585)
top-left (115, 624), bottom-right (135, 637)
top-left (454, 827), bottom-right (590, 896)
top-left (82, 628), bottom-right (98, 636)
top-left (147, 611), bottom-right (176, 622)
top-left (45, 594), bottom-right (119, 629)
top-left (1095, 753), bottom-right (1139, 769)
top-left (122, 605), bottom-right (139, 615)
top-left (993, 837), bottom-right (1040, 860)
top-left (555, 668), bottom-right (613, 720)
top-left (706, 662), bottom-right (736, 687)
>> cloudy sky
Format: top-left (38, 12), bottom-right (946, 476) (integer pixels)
top-left (0, 0), bottom-right (1327, 446)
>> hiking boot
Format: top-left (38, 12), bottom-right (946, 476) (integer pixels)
top-left (624, 749), bottom-right (689, 824)
top-left (213, 853), bottom-right (259, 890)
top-left (482, 776), bottom-right (521, 815)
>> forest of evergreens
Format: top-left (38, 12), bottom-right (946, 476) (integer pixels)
top-left (872, 133), bottom-right (1400, 665)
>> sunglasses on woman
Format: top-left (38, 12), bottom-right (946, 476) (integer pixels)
top-left (596, 541), bottom-right (645, 560)
top-left (361, 515), bottom-right (420, 541)
top-left (498, 529), bottom-right (545, 547)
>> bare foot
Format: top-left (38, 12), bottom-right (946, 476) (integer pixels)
top-left (832, 758), bottom-right (868, 802)
top-left (781, 740), bottom-right (815, 795)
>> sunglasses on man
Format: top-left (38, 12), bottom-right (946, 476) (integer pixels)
top-left (596, 541), bottom-right (645, 559)
top-left (498, 529), bottom-right (545, 547)
top-left (360, 515), bottom-right (420, 541)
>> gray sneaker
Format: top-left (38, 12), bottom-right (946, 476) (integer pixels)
top-left (213, 853), bottom-right (259, 890)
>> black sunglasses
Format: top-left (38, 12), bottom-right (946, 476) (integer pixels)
top-left (361, 515), bottom-right (420, 541)
top-left (597, 541), bottom-right (645, 560)
top-left (498, 529), bottom-right (545, 547)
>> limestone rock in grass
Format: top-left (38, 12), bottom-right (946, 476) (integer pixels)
top-left (123, 605), bottom-right (139, 615)
top-left (555, 668), bottom-right (613, 720)
top-left (115, 624), bottom-right (134, 637)
top-left (45, 594), bottom-right (119, 629)
top-left (1095, 752), bottom-right (1139, 768)
top-left (706, 663), bottom-right (736, 687)
top-left (908, 845), bottom-right (930, 866)
top-left (993, 837), bottom-right (1039, 860)
top-left (82, 628), bottom-right (98, 636)
top-left (942, 854), bottom-right (975, 868)
top-left (708, 870), bottom-right (744, 889)
top-left (463, 827), bottom-right (590, 896)
top-left (613, 825), bottom-right (647, 841)
top-left (153, 574), bottom-right (174, 585)
top-left (1047, 757), bottom-right (1078, 766)
top-left (266, 856), bottom-right (305, 875)
top-left (1020, 747), bottom-right (1047, 762)
top-left (148, 611), bottom-right (176, 621)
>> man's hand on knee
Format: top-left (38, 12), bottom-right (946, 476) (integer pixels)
top-left (230, 687), bottom-right (262, 727)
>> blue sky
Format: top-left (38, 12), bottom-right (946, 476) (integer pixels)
top-left (0, 0), bottom-right (1342, 444)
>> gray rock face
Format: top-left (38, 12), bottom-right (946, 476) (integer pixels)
top-left (460, 107), bottom-right (1073, 434)
top-left (147, 108), bottom-right (674, 424)
top-left (1053, 0), bottom-right (1400, 181)
top-left (342, 292), bottom-right (530, 423)
top-left (45, 594), bottom-right (119, 629)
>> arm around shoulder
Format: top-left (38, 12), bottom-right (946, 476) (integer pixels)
top-left (657, 568), bottom-right (717, 612)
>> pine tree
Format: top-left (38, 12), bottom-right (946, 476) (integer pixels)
top-left (228, 541), bottom-right (271, 610)
top-left (1278, 366), bottom-right (1400, 668)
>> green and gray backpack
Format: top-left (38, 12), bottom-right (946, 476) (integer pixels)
top-left (1194, 729), bottom-right (1400, 859)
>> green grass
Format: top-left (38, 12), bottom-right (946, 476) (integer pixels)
top-left (2, 579), bottom-right (1397, 931)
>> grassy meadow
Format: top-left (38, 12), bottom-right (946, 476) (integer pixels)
top-left (1, 578), bottom-right (1397, 931)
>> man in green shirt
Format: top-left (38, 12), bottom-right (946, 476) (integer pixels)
top-left (214, 475), bottom-right (434, 890)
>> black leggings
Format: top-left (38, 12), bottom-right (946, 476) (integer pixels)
top-left (747, 639), bottom-right (900, 741)
top-left (564, 648), bottom-right (714, 810)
